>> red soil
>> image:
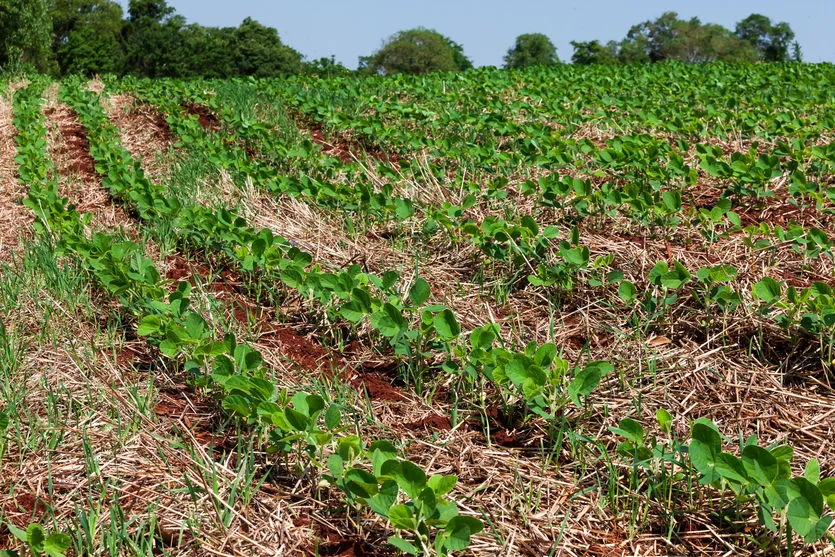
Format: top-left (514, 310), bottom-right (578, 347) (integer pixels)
top-left (182, 103), bottom-right (222, 132)
top-left (404, 413), bottom-right (452, 431)
top-left (44, 106), bottom-right (97, 182)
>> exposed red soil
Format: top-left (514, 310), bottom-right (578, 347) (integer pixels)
top-left (351, 371), bottom-right (408, 402)
top-left (312, 521), bottom-right (393, 557)
top-left (153, 385), bottom-right (235, 451)
top-left (44, 103), bottom-right (134, 230)
top-left (44, 105), bottom-right (97, 181)
top-left (310, 128), bottom-right (354, 164)
top-left (301, 116), bottom-right (401, 166)
top-left (259, 326), bottom-right (333, 371)
top-left (404, 413), bottom-right (452, 431)
top-left (1, 491), bottom-right (50, 529)
top-left (0, 99), bottom-right (31, 262)
top-left (182, 102), bottom-right (222, 132)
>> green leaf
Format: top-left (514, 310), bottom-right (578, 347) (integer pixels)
top-left (609, 418), bottom-right (644, 444)
top-left (741, 445), bottom-right (778, 486)
top-left (222, 395), bottom-right (251, 418)
top-left (408, 277), bottom-right (430, 306)
top-left (428, 474), bottom-right (458, 496)
top-left (716, 453), bottom-right (749, 486)
top-left (804, 458), bottom-right (821, 484)
top-left (818, 478), bottom-right (835, 511)
top-left (752, 277), bottom-right (782, 303)
top-left (371, 303), bottom-right (407, 338)
top-left (387, 504), bottom-right (417, 530)
top-left (656, 408), bottom-right (672, 435)
top-left (689, 420), bottom-right (722, 483)
top-left (662, 190), bottom-right (682, 211)
top-left (388, 535), bottom-right (420, 555)
top-left (788, 492), bottom-right (830, 543)
top-left (324, 404), bottom-right (341, 429)
top-left (343, 468), bottom-right (379, 498)
top-left (567, 362), bottom-right (611, 406)
top-left (469, 325), bottom-right (497, 350)
top-left (618, 280), bottom-right (637, 302)
top-left (433, 309), bottom-right (460, 341)
top-left (443, 516), bottom-right (483, 551)
top-left (369, 479), bottom-right (399, 517)
top-left (382, 459), bottom-right (427, 499)
top-left (43, 533), bottom-right (71, 557)
top-left (27, 523), bottom-right (46, 552)
top-left (0, 409), bottom-right (8, 432)
top-left (136, 315), bottom-right (162, 336)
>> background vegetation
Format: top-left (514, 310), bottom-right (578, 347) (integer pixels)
top-left (0, 0), bottom-right (805, 77)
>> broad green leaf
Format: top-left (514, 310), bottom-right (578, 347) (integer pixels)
top-left (388, 536), bottom-right (419, 555)
top-left (387, 504), bottom-right (417, 530)
top-left (618, 280), bottom-right (637, 302)
top-left (741, 445), bottom-right (778, 486)
top-left (609, 418), bottom-right (644, 444)
top-left (222, 395), bottom-right (251, 418)
top-left (27, 523), bottom-right (46, 552)
top-left (428, 474), bottom-right (458, 496)
top-left (443, 516), bottom-right (483, 551)
top-left (716, 453), bottom-right (749, 486)
top-left (804, 458), bottom-right (821, 484)
top-left (382, 459), bottom-right (427, 499)
top-left (324, 404), bottom-right (341, 429)
top-left (689, 420), bottom-right (722, 483)
top-left (408, 277), bottom-right (430, 306)
top-left (433, 309), bottom-right (460, 341)
top-left (752, 277), bottom-right (782, 303)
top-left (818, 478), bottom-right (835, 511)
top-left (369, 480), bottom-right (399, 517)
top-left (656, 408), bottom-right (672, 435)
top-left (43, 533), bottom-right (71, 557)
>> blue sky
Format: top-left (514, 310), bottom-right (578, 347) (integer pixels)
top-left (118, 1), bottom-right (835, 66)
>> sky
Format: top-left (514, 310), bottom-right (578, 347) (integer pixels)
top-left (117, 1), bottom-right (835, 66)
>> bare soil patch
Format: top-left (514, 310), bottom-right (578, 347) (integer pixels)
top-left (106, 93), bottom-right (174, 179)
top-left (43, 103), bottom-right (134, 232)
top-left (182, 102), bottom-right (221, 132)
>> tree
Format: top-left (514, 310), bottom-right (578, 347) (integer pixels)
top-left (735, 14), bottom-right (796, 62)
top-left (0, 0), bottom-right (55, 72)
top-left (51, 0), bottom-right (124, 75)
top-left (503, 33), bottom-right (559, 69)
top-left (361, 28), bottom-right (472, 75)
top-left (178, 24), bottom-right (236, 78)
top-left (570, 40), bottom-right (618, 65)
top-left (615, 12), bottom-right (758, 64)
top-left (230, 17), bottom-right (302, 77)
top-left (620, 11), bottom-right (681, 63)
top-left (122, 0), bottom-right (186, 76)
top-left (666, 19), bottom-right (756, 63)
top-left (304, 55), bottom-right (352, 77)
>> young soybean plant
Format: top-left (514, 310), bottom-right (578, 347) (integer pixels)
top-left (326, 437), bottom-right (482, 556)
top-left (2, 523), bottom-right (71, 557)
top-left (689, 419), bottom-right (835, 550)
top-left (612, 412), bottom-right (835, 551)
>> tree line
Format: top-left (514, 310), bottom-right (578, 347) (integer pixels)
top-left (0, 1), bottom-right (803, 78)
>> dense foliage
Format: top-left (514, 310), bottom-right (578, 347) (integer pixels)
top-left (503, 33), bottom-right (559, 69)
top-left (571, 11), bottom-right (800, 64)
top-left (0, 3), bottom-right (807, 77)
top-left (359, 28), bottom-right (473, 76)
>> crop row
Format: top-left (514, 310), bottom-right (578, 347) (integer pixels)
top-left (14, 81), bottom-right (484, 555)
